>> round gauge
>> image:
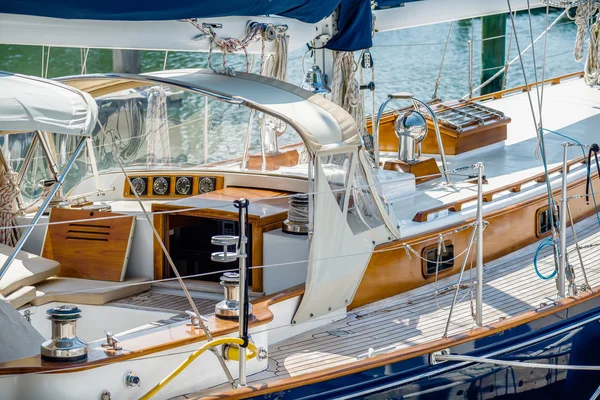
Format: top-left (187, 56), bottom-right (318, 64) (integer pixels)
top-left (175, 177), bottom-right (191, 195)
top-left (131, 177), bottom-right (146, 195)
top-left (199, 177), bottom-right (214, 194)
top-left (153, 177), bottom-right (169, 195)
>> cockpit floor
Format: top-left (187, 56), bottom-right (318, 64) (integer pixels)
top-left (109, 289), bottom-right (218, 314)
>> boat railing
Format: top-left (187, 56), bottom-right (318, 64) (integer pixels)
top-left (413, 155), bottom-right (586, 223)
top-left (444, 140), bottom-right (600, 336)
top-left (443, 162), bottom-right (486, 337)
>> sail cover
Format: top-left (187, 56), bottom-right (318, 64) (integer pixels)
top-left (0, 0), bottom-right (376, 51)
top-left (0, 72), bottom-right (98, 136)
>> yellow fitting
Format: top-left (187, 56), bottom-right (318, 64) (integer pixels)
top-left (140, 337), bottom-right (259, 400)
top-left (222, 343), bottom-right (257, 361)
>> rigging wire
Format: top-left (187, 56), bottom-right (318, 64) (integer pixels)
top-left (432, 21), bottom-right (454, 100)
top-left (4, 218), bottom-right (600, 378)
top-left (5, 219), bottom-right (600, 378)
top-left (97, 120), bottom-right (236, 385)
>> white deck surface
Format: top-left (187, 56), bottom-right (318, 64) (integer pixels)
top-left (185, 77), bottom-right (600, 398)
top-left (386, 76), bottom-right (600, 232)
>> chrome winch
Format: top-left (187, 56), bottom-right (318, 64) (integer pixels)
top-left (282, 194), bottom-right (309, 235)
top-left (40, 305), bottom-right (88, 362)
top-left (214, 272), bottom-right (253, 320)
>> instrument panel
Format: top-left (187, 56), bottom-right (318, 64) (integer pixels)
top-left (123, 174), bottom-right (223, 198)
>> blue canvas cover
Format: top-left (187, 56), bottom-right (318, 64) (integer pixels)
top-left (0, 0), bottom-right (384, 50)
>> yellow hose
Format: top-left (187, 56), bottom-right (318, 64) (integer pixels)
top-left (139, 338), bottom-right (258, 400)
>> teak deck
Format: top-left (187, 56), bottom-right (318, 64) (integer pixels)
top-left (192, 213), bottom-right (600, 399)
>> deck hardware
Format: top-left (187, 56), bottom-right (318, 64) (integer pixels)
top-left (102, 331), bottom-right (122, 351)
top-left (357, 345), bottom-right (398, 360)
top-left (374, 94), bottom-right (450, 184)
top-left (394, 110), bottom-right (428, 163)
top-left (99, 390), bottom-right (111, 400)
top-left (558, 142), bottom-right (569, 298)
top-left (474, 162), bottom-right (485, 327)
top-left (123, 370), bottom-right (141, 388)
top-left (302, 65), bottom-right (331, 94)
top-left (283, 194), bottom-right (310, 235)
top-left (211, 235), bottom-right (241, 263)
top-left (429, 348), bottom-right (450, 365)
top-left (23, 309), bottom-right (31, 323)
top-left (210, 198), bottom-right (252, 386)
top-left (536, 298), bottom-right (558, 312)
top-left (40, 305), bottom-right (88, 362)
top-left (257, 347), bottom-right (268, 361)
top-left (185, 310), bottom-right (208, 329)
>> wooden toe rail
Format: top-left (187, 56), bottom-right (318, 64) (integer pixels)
top-left (0, 285), bottom-right (304, 375)
top-left (413, 156), bottom-right (585, 222)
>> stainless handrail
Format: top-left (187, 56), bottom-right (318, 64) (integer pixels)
top-left (373, 93), bottom-right (450, 184)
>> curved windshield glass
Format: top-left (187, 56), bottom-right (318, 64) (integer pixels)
top-left (88, 85), bottom-right (308, 174)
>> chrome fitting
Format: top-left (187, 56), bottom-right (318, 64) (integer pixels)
top-left (123, 370), bottom-right (141, 388)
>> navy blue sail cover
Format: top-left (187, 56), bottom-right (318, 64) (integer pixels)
top-left (0, 0), bottom-right (387, 51)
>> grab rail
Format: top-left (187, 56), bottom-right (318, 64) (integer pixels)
top-left (413, 156), bottom-right (586, 223)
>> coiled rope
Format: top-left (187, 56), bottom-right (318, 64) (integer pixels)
top-left (332, 51), bottom-right (366, 136)
top-left (184, 19), bottom-right (287, 77)
top-left (572, 0), bottom-right (599, 62)
top-left (585, 17), bottom-right (600, 84)
top-left (0, 167), bottom-right (20, 247)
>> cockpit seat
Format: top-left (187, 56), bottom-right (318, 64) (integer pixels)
top-left (31, 276), bottom-right (151, 306)
top-left (0, 243), bottom-right (60, 297)
top-left (3, 285), bottom-right (35, 309)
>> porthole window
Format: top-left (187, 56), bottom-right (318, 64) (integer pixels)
top-left (536, 206), bottom-right (558, 237)
top-left (422, 242), bottom-right (454, 277)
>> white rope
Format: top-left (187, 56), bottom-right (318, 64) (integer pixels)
top-left (0, 167), bottom-right (20, 246)
top-left (332, 51), bottom-right (366, 136)
top-left (435, 353), bottom-right (600, 371)
top-left (585, 17), bottom-right (600, 84)
top-left (573, 0), bottom-right (599, 62)
top-left (185, 20), bottom-right (286, 77)
top-left (263, 34), bottom-right (288, 81)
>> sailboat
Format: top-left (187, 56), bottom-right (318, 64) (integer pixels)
top-left (1, 0), bottom-right (600, 399)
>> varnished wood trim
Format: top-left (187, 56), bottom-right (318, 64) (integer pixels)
top-left (352, 172), bottom-right (599, 309)
top-left (0, 285), bottom-right (305, 375)
top-left (413, 156), bottom-right (585, 222)
top-left (251, 224), bottom-right (263, 293)
top-left (471, 71), bottom-right (585, 102)
top-left (199, 283), bottom-right (600, 400)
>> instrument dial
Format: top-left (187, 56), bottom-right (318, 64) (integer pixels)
top-left (175, 177), bottom-right (191, 195)
top-left (199, 177), bottom-right (214, 194)
top-left (153, 177), bottom-right (169, 195)
top-left (131, 177), bottom-right (146, 195)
